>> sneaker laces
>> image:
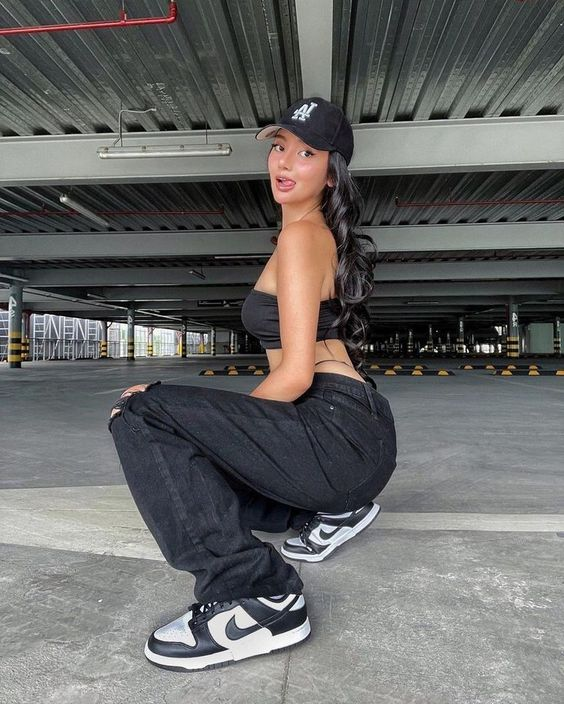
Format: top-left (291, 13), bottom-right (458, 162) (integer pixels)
top-left (189, 599), bottom-right (234, 628)
top-left (297, 510), bottom-right (357, 550)
top-left (297, 515), bottom-right (323, 551)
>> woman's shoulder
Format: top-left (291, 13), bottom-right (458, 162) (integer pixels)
top-left (278, 221), bottom-right (333, 250)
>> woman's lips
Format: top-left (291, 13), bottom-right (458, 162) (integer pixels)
top-left (276, 177), bottom-right (295, 191)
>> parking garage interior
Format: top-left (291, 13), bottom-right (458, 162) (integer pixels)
top-left (1, 1), bottom-right (563, 703)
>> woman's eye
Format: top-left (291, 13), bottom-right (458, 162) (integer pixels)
top-left (270, 144), bottom-right (313, 157)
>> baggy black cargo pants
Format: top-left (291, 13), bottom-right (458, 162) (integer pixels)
top-left (108, 371), bottom-right (397, 603)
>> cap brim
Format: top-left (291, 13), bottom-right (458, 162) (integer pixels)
top-left (254, 124), bottom-right (283, 140)
top-left (255, 123), bottom-right (335, 152)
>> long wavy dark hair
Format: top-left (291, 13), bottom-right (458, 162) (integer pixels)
top-left (271, 150), bottom-right (377, 385)
top-left (318, 150), bottom-right (378, 385)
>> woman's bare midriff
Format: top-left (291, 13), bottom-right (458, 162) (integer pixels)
top-left (253, 230), bottom-right (367, 385)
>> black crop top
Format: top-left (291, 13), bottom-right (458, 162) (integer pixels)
top-left (241, 288), bottom-right (341, 349)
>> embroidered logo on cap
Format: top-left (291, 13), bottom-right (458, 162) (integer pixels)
top-left (291, 101), bottom-right (318, 122)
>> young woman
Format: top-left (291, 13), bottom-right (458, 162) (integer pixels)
top-left (108, 96), bottom-right (397, 672)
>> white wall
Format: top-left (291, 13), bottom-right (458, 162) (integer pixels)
top-left (525, 323), bottom-right (554, 353)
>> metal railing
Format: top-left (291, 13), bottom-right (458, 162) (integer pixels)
top-left (108, 340), bottom-right (181, 357)
top-left (31, 338), bottom-right (101, 361)
top-left (0, 337), bottom-right (214, 361)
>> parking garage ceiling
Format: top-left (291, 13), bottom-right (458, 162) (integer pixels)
top-left (0, 0), bottom-right (563, 335)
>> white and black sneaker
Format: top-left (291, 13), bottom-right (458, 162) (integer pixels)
top-left (144, 593), bottom-right (310, 671)
top-left (281, 502), bottom-right (381, 563)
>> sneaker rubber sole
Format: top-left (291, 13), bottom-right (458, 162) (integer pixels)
top-left (144, 617), bottom-right (311, 671)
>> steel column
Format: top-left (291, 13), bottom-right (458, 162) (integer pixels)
top-left (181, 318), bottom-right (187, 358)
top-left (127, 307), bottom-right (135, 361)
top-left (507, 299), bottom-right (520, 358)
top-left (8, 284), bottom-right (23, 368)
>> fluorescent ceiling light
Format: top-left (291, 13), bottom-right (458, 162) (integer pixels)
top-left (97, 143), bottom-right (232, 159)
top-left (59, 194), bottom-right (110, 228)
top-left (404, 300), bottom-right (440, 305)
top-left (213, 254), bottom-right (267, 260)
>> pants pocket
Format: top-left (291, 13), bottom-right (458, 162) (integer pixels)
top-left (322, 388), bottom-right (372, 418)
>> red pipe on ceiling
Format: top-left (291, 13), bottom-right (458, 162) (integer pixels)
top-left (0, 1), bottom-right (177, 36)
top-left (0, 208), bottom-right (224, 218)
top-left (395, 196), bottom-right (564, 208)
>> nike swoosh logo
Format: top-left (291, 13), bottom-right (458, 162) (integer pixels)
top-left (225, 615), bottom-right (262, 641)
top-left (318, 526), bottom-right (341, 540)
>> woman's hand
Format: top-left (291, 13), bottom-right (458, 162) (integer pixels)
top-left (120, 383), bottom-right (151, 398)
top-left (109, 384), bottom-right (149, 419)
top-left (109, 381), bottom-right (161, 421)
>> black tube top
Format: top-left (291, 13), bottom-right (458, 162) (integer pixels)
top-left (241, 288), bottom-right (341, 349)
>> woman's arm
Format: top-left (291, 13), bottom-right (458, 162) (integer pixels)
top-left (248, 367), bottom-right (312, 402)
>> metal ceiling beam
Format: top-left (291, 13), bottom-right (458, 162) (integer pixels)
top-left (9, 280), bottom-right (562, 298)
top-left (1, 115), bottom-right (563, 186)
top-left (11, 282), bottom-right (557, 302)
top-left (295, 0), bottom-right (332, 99)
top-left (10, 261), bottom-right (564, 287)
top-left (2, 295), bottom-right (560, 313)
top-left (4, 282), bottom-right (564, 307)
top-left (2, 223), bottom-right (564, 259)
top-left (0, 290), bottom-right (547, 308)
top-left (3, 296), bottom-right (562, 315)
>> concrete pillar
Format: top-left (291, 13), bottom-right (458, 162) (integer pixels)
top-left (470, 333), bottom-right (475, 353)
top-left (127, 307), bottom-right (135, 361)
top-left (147, 327), bottom-right (154, 357)
top-left (426, 324), bottom-right (433, 353)
top-left (210, 327), bottom-right (216, 356)
top-left (456, 317), bottom-right (465, 354)
top-left (501, 324), bottom-right (507, 357)
top-left (554, 317), bottom-right (561, 356)
top-left (8, 284), bottom-right (23, 368)
top-left (393, 332), bottom-right (400, 356)
top-left (506, 298), bottom-right (520, 359)
top-left (445, 332), bottom-right (451, 354)
top-left (181, 318), bottom-right (188, 358)
top-left (100, 320), bottom-right (108, 358)
top-left (229, 330), bottom-right (236, 354)
top-left (21, 310), bottom-right (31, 362)
top-left (198, 332), bottom-right (206, 354)
top-left (407, 329), bottom-right (414, 355)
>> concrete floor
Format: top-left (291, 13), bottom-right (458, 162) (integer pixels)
top-left (1, 356), bottom-right (563, 704)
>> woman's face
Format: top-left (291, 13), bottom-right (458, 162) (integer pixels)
top-left (267, 128), bottom-right (333, 205)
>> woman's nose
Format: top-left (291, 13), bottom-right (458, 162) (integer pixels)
top-left (277, 152), bottom-right (292, 169)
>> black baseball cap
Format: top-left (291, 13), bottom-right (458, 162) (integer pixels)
top-left (255, 96), bottom-right (354, 165)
